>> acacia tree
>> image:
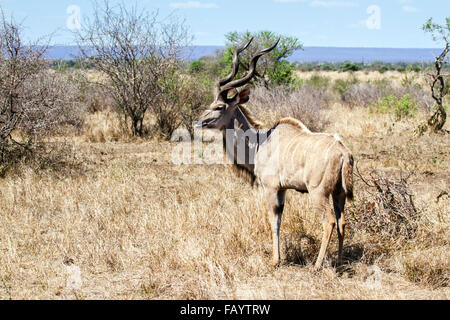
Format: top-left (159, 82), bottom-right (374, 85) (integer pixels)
top-left (418, 17), bottom-right (449, 134)
top-left (221, 31), bottom-right (302, 86)
top-left (76, 1), bottom-right (192, 136)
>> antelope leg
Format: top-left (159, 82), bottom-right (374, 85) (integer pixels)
top-left (266, 189), bottom-right (286, 267)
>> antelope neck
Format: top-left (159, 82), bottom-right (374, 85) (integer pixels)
top-left (223, 107), bottom-right (274, 173)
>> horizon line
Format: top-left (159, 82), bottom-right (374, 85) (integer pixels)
top-left (49, 44), bottom-right (444, 50)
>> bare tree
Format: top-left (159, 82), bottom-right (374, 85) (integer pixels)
top-left (417, 18), bottom-right (449, 134)
top-left (0, 12), bottom-right (46, 158)
top-left (76, 1), bottom-right (192, 136)
top-left (0, 10), bottom-right (84, 169)
top-left (19, 70), bottom-right (85, 135)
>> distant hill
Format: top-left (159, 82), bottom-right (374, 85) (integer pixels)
top-left (44, 46), bottom-right (224, 61)
top-left (288, 47), bottom-right (442, 63)
top-left (45, 46), bottom-right (443, 63)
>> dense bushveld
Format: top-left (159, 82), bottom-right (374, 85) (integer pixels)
top-left (0, 67), bottom-right (448, 299)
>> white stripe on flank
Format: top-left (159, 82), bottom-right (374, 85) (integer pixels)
top-left (341, 156), bottom-right (347, 194)
top-left (290, 137), bottom-right (303, 171)
top-left (325, 137), bottom-right (339, 161)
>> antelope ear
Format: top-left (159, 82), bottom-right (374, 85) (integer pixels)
top-left (237, 86), bottom-right (250, 104)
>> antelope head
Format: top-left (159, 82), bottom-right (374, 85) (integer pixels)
top-left (197, 37), bottom-right (280, 130)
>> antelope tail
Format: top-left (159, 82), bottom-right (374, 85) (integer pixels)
top-left (341, 153), bottom-right (354, 201)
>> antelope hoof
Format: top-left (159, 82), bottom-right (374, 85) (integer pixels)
top-left (313, 264), bottom-right (323, 273)
top-left (272, 259), bottom-right (280, 268)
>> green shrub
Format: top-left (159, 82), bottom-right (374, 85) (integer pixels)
top-left (333, 76), bottom-right (359, 97)
top-left (290, 77), bottom-right (304, 90)
top-left (305, 74), bottom-right (330, 88)
top-left (395, 94), bottom-right (419, 119)
top-left (52, 59), bottom-right (84, 71)
top-left (320, 63), bottom-right (336, 71)
top-left (372, 78), bottom-right (391, 93)
top-left (297, 63), bottom-right (315, 72)
top-left (372, 94), bottom-right (419, 120)
top-left (188, 60), bottom-right (206, 74)
top-left (377, 66), bottom-right (389, 73)
top-left (373, 95), bottom-right (395, 114)
top-left (341, 61), bottom-right (361, 72)
top-left (410, 64), bottom-right (422, 72)
top-left (267, 60), bottom-right (296, 86)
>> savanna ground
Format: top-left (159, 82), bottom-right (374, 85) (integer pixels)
top-left (0, 71), bottom-right (449, 300)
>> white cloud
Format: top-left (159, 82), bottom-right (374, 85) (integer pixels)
top-left (169, 1), bottom-right (219, 9)
top-left (309, 1), bottom-right (359, 8)
top-left (402, 5), bottom-right (419, 12)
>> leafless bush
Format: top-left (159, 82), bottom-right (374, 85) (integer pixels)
top-left (69, 71), bottom-right (114, 114)
top-left (0, 15), bottom-right (45, 160)
top-left (76, 1), bottom-right (192, 136)
top-left (18, 70), bottom-right (85, 136)
top-left (341, 81), bottom-right (433, 110)
top-left (247, 84), bottom-right (331, 132)
top-left (341, 83), bottom-right (383, 108)
top-left (0, 12), bottom-right (84, 171)
top-left (346, 168), bottom-right (419, 262)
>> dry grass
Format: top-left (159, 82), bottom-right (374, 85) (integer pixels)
top-left (295, 70), bottom-right (430, 88)
top-left (0, 71), bottom-right (449, 300)
top-left (83, 111), bottom-right (128, 143)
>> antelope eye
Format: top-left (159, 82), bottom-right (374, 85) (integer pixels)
top-left (214, 105), bottom-right (225, 111)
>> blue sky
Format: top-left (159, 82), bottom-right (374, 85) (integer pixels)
top-left (0, 0), bottom-right (448, 48)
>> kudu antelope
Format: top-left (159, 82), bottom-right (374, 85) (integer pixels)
top-left (196, 38), bottom-right (354, 270)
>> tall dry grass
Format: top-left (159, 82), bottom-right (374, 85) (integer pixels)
top-left (247, 85), bottom-right (331, 132)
